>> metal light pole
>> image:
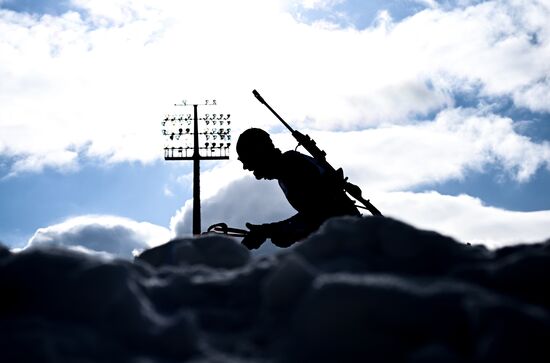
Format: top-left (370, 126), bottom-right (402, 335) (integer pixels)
top-left (162, 99), bottom-right (232, 235)
top-left (192, 104), bottom-right (200, 235)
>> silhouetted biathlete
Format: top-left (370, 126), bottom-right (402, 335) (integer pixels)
top-left (237, 128), bottom-right (360, 249)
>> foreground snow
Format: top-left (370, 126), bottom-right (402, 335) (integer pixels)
top-left (1, 216), bottom-right (549, 362)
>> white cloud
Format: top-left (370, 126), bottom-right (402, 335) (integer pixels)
top-left (166, 105), bottom-right (550, 205)
top-left (169, 176), bottom-right (298, 255)
top-left (168, 103), bottom-right (550, 248)
top-left (163, 185), bottom-right (174, 197)
top-left (26, 215), bottom-right (170, 258)
top-left (284, 108), bottom-right (550, 192)
top-left (1, 0), bottom-right (549, 176)
top-left (412, 0), bottom-right (439, 9)
top-left (2, 0), bottom-right (550, 250)
top-left (514, 78), bottom-right (550, 113)
top-left (170, 176), bottom-right (295, 238)
top-left (170, 177), bottom-right (550, 249)
top-left (5, 149), bottom-right (79, 177)
top-left (298, 0), bottom-right (344, 10)
top-left (379, 191), bottom-right (550, 248)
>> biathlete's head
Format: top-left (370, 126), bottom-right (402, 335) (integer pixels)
top-left (237, 128), bottom-right (281, 180)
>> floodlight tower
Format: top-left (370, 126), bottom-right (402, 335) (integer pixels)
top-left (161, 99), bottom-right (232, 235)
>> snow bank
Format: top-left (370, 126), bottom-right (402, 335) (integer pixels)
top-left (1, 217), bottom-right (549, 362)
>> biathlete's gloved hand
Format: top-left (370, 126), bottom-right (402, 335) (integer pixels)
top-left (241, 222), bottom-right (270, 250)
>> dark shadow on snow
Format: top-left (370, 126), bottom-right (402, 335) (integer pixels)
top-left (1, 216), bottom-right (549, 362)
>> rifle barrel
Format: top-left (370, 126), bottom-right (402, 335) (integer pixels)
top-left (252, 90), bottom-right (295, 133)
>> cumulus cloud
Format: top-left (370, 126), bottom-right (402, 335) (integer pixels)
top-left (167, 103), bottom-right (550, 249)
top-left (171, 176), bottom-right (295, 236)
top-left (514, 78), bottom-right (550, 113)
top-left (327, 107), bottom-right (550, 190)
top-left (170, 176), bottom-right (295, 255)
top-left (2, 0), bottom-right (550, 250)
top-left (189, 106), bottom-right (550, 195)
top-left (169, 176), bottom-right (550, 249)
top-left (413, 0), bottom-right (439, 8)
top-left (298, 0), bottom-right (345, 10)
top-left (1, 0), bottom-right (549, 176)
top-left (379, 191), bottom-right (550, 248)
top-left (26, 215), bottom-right (170, 258)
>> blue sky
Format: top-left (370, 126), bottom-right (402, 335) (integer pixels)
top-left (0, 160), bottom-right (189, 247)
top-left (291, 0), bottom-right (434, 28)
top-left (0, 0), bottom-right (73, 15)
top-left (1, 0), bottom-right (549, 256)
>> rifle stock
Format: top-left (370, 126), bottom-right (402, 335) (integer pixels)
top-left (252, 89), bottom-right (383, 217)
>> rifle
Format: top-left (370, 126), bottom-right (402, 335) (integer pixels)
top-left (252, 89), bottom-right (383, 217)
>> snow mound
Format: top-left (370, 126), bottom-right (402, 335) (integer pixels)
top-left (1, 216), bottom-right (549, 362)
